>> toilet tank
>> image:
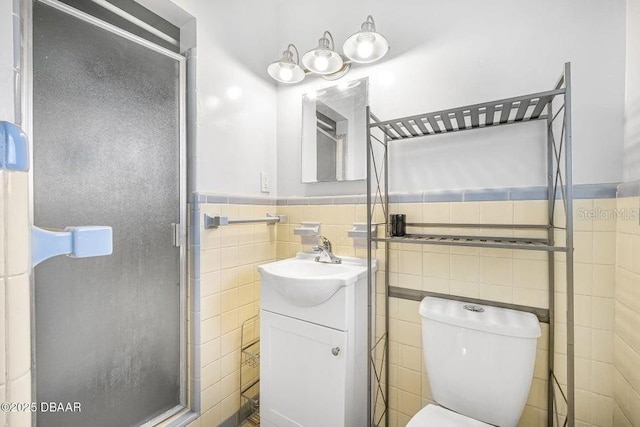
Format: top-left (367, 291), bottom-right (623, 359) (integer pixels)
top-left (419, 297), bottom-right (541, 427)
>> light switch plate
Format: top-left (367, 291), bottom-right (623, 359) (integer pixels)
top-left (261, 171), bottom-right (270, 193)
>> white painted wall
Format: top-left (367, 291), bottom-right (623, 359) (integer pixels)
top-left (625, 0), bottom-right (640, 182)
top-left (170, 0), bottom-right (279, 196)
top-left (276, 0), bottom-right (627, 196)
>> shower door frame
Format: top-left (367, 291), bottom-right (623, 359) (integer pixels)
top-left (23, 0), bottom-right (191, 425)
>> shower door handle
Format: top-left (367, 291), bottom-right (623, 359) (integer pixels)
top-left (171, 223), bottom-right (184, 247)
top-left (32, 225), bottom-right (113, 267)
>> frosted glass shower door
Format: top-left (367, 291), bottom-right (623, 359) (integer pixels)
top-left (32, 2), bottom-right (185, 427)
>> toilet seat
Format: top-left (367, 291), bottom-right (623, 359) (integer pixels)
top-left (406, 404), bottom-right (492, 427)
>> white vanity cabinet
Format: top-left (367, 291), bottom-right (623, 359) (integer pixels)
top-left (258, 253), bottom-right (375, 427)
top-left (261, 311), bottom-right (348, 426)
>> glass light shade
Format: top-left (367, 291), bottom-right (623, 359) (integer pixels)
top-left (302, 39), bottom-right (344, 75)
top-left (343, 30), bottom-right (389, 63)
top-left (267, 56), bottom-right (305, 84)
top-left (343, 18), bottom-right (389, 64)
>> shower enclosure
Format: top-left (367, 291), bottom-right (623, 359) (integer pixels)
top-left (30, 1), bottom-right (187, 426)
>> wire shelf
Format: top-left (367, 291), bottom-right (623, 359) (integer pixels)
top-left (373, 234), bottom-right (567, 251)
top-left (242, 348), bottom-right (260, 369)
top-left (239, 315), bottom-right (260, 426)
top-left (241, 409), bottom-right (260, 427)
top-left (239, 392), bottom-right (260, 427)
top-left (370, 88), bottom-right (564, 140)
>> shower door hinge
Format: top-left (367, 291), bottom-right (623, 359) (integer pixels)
top-left (171, 223), bottom-right (184, 247)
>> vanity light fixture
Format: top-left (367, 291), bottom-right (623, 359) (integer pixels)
top-left (267, 44), bottom-right (306, 84)
top-left (269, 15), bottom-right (388, 84)
top-left (343, 15), bottom-right (389, 63)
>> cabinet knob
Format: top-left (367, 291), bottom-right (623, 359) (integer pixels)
top-left (331, 347), bottom-right (340, 356)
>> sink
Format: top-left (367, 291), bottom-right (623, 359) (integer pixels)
top-left (258, 253), bottom-right (371, 307)
top-left (267, 259), bottom-right (352, 277)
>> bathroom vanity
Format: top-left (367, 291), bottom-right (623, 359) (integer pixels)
top-left (258, 253), bottom-right (376, 427)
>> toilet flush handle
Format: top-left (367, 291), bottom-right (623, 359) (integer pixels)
top-left (331, 347), bottom-right (340, 356)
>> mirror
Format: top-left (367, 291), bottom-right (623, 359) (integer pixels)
top-left (301, 78), bottom-right (368, 183)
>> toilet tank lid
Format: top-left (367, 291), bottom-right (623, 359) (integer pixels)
top-left (419, 297), bottom-right (541, 339)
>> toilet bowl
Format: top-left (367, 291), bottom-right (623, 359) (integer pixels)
top-left (408, 297), bottom-right (541, 427)
top-left (406, 404), bottom-right (491, 427)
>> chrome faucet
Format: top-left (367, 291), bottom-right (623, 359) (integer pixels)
top-left (313, 236), bottom-right (342, 264)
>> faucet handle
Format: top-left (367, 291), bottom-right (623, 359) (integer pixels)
top-left (312, 245), bottom-right (323, 252)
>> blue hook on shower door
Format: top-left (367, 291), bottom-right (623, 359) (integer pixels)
top-left (1, 120), bottom-right (114, 268)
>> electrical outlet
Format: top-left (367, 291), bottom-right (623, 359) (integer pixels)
top-left (260, 172), bottom-right (270, 193)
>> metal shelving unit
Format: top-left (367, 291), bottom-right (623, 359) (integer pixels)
top-left (366, 63), bottom-right (575, 427)
top-left (238, 315), bottom-right (260, 426)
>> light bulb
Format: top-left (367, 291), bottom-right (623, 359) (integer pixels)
top-left (268, 44), bottom-right (305, 83)
top-left (313, 55), bottom-right (329, 72)
top-left (356, 34), bottom-right (375, 59)
top-left (279, 65), bottom-right (293, 82)
top-left (357, 41), bottom-right (374, 59)
top-left (343, 17), bottom-right (389, 64)
top-left (302, 33), bottom-right (343, 74)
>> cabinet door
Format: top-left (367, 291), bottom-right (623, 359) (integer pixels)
top-left (261, 310), bottom-right (347, 427)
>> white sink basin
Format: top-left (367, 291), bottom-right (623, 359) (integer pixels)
top-left (258, 253), bottom-right (370, 307)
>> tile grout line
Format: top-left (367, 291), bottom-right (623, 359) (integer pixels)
top-left (3, 172), bottom-right (9, 410)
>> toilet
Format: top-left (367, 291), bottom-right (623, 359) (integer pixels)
top-left (408, 297), bottom-right (541, 427)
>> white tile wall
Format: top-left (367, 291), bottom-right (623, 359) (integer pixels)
top-left (2, 169), bottom-right (31, 427)
top-left (193, 203), bottom-right (275, 425)
top-left (613, 196), bottom-right (640, 426)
